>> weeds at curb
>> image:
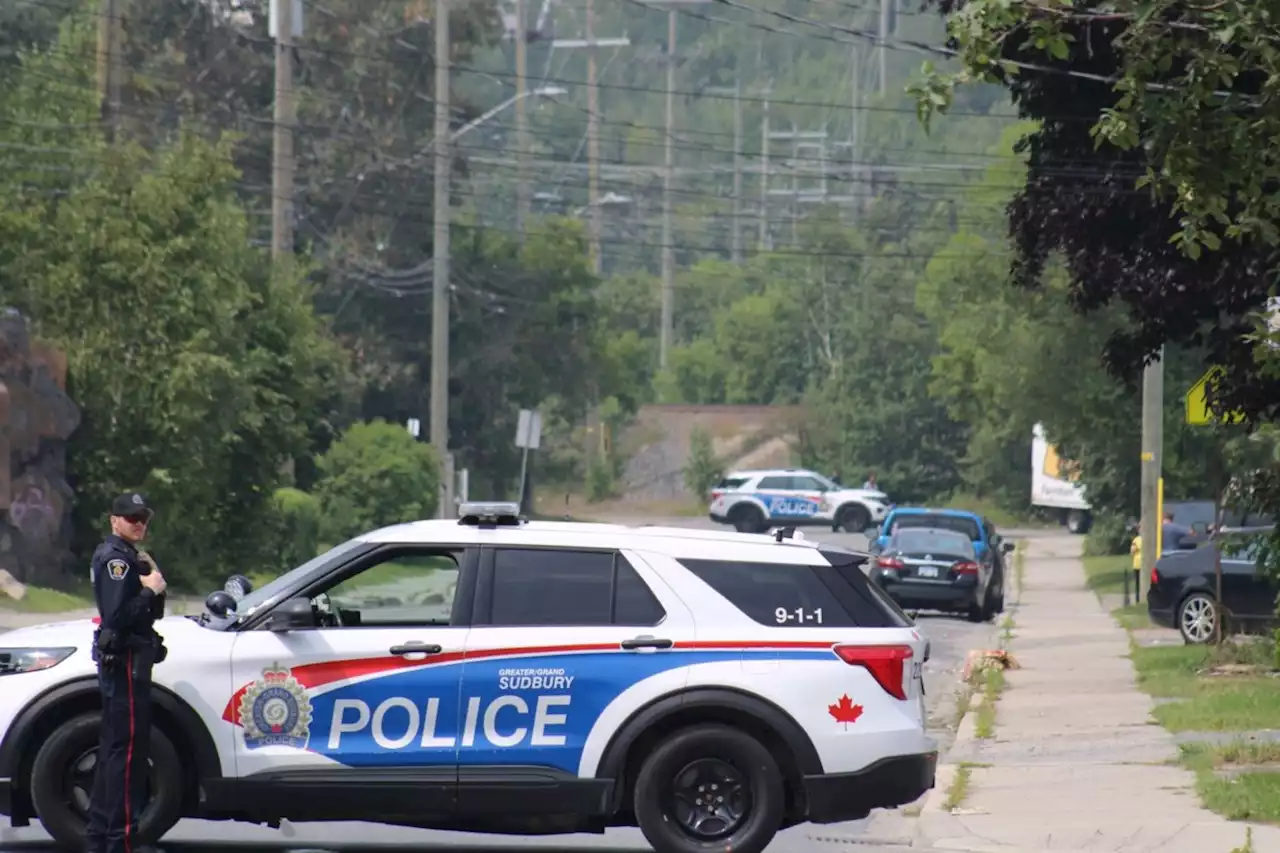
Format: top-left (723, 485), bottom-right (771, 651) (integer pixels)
top-left (943, 764), bottom-right (972, 811)
top-left (973, 667), bottom-right (1006, 739)
top-left (1230, 826), bottom-right (1254, 853)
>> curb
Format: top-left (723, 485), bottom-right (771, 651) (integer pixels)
top-left (912, 544), bottom-right (1024, 849)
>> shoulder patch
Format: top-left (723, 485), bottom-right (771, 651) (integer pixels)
top-left (106, 558), bottom-right (129, 581)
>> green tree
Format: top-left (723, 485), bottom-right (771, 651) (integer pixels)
top-left (314, 419), bottom-right (441, 543)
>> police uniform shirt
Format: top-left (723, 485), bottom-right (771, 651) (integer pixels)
top-left (91, 535), bottom-right (161, 636)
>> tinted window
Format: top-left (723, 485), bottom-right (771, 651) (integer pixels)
top-left (890, 530), bottom-right (975, 559)
top-left (680, 559), bottom-right (855, 627)
top-left (757, 476), bottom-right (792, 490)
top-left (791, 476), bottom-right (828, 492)
top-left (716, 477), bottom-right (749, 490)
top-left (890, 514), bottom-right (982, 541)
top-left (820, 549), bottom-right (913, 628)
top-left (489, 549), bottom-right (665, 627)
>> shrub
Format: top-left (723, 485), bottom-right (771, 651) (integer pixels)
top-left (314, 419), bottom-right (440, 543)
top-left (683, 427), bottom-right (724, 499)
top-left (268, 487), bottom-right (323, 573)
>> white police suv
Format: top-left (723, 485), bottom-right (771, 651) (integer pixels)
top-left (709, 469), bottom-right (892, 535)
top-left (0, 503), bottom-right (935, 853)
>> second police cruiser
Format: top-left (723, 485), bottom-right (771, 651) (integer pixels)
top-left (87, 493), bottom-right (168, 853)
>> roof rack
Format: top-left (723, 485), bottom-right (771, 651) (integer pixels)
top-left (457, 501), bottom-right (524, 528)
top-left (771, 526), bottom-right (805, 542)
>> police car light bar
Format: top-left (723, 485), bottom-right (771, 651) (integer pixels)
top-left (457, 501), bottom-right (525, 527)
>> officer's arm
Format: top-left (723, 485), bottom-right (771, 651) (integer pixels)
top-left (94, 554), bottom-right (157, 633)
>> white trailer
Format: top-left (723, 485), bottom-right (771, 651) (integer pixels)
top-left (1031, 423), bottom-right (1092, 534)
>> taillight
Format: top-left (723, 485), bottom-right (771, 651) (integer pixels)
top-left (953, 561), bottom-right (980, 574)
top-left (711, 490), bottom-right (722, 501)
top-left (833, 644), bottom-right (913, 700)
top-left (1151, 566), bottom-right (1160, 586)
top-left (877, 557), bottom-right (905, 571)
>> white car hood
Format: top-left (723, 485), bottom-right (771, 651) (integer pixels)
top-left (0, 615), bottom-right (198, 647)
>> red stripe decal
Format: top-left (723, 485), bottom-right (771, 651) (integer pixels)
top-left (124, 650), bottom-right (135, 853)
top-left (221, 640), bottom-right (837, 725)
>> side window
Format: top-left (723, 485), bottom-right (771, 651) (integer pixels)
top-left (756, 476), bottom-right (793, 490)
top-left (320, 549), bottom-right (461, 627)
top-left (679, 559), bottom-right (857, 627)
top-left (488, 549), bottom-right (666, 627)
top-left (791, 476), bottom-right (826, 492)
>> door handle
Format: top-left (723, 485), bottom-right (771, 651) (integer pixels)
top-left (621, 636), bottom-right (673, 650)
top-left (390, 642), bottom-right (443, 656)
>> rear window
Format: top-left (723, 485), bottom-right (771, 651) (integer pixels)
top-left (890, 530), bottom-right (975, 558)
top-left (890, 514), bottom-right (982, 542)
top-left (679, 559), bottom-right (857, 627)
top-left (716, 477), bottom-right (749, 490)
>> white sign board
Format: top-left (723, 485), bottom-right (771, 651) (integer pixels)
top-left (406, 417), bottom-right (421, 438)
top-left (269, 0), bottom-right (304, 38)
top-left (515, 409), bottom-right (542, 450)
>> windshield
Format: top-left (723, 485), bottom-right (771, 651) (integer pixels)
top-left (891, 529), bottom-right (976, 558)
top-left (890, 514), bottom-right (983, 542)
top-left (809, 473), bottom-right (837, 490)
top-left (230, 538), bottom-right (369, 620)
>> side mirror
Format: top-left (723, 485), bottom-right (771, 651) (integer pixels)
top-left (204, 590), bottom-right (238, 619)
top-left (266, 597), bottom-right (316, 633)
top-left (1002, 542), bottom-right (1015, 554)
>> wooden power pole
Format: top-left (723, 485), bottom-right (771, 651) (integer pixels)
top-left (271, 0), bottom-right (297, 262)
top-left (96, 0), bottom-right (124, 142)
top-left (514, 0), bottom-right (530, 239)
top-left (431, 0), bottom-right (455, 516)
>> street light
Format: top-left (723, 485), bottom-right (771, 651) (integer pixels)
top-left (450, 85), bottom-right (566, 144)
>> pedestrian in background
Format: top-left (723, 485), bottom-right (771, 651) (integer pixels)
top-left (87, 493), bottom-right (168, 853)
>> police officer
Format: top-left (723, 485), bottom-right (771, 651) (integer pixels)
top-left (86, 493), bottom-right (168, 853)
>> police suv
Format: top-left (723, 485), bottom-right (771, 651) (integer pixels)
top-left (0, 503), bottom-right (935, 853)
top-left (709, 468), bottom-right (892, 535)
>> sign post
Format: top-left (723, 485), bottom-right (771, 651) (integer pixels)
top-left (515, 409), bottom-right (542, 513)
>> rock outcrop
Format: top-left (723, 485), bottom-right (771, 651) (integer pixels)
top-left (0, 308), bottom-right (80, 585)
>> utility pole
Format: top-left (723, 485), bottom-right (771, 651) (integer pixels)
top-left (878, 0), bottom-right (890, 96)
top-left (1138, 346), bottom-right (1165, 601)
top-left (659, 8), bottom-right (677, 368)
top-left (514, 0), bottom-right (529, 240)
top-left (703, 81), bottom-right (744, 263)
top-left (431, 0), bottom-right (454, 516)
top-left (586, 0), bottom-right (602, 273)
top-left (270, 0), bottom-right (297, 262)
top-left (758, 94), bottom-right (770, 251)
top-left (551, 28), bottom-right (630, 274)
top-left (730, 80), bottom-right (743, 263)
top-left (96, 0), bottom-right (124, 142)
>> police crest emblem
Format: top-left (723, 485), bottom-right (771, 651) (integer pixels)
top-left (239, 662), bottom-right (313, 750)
top-left (106, 559), bottom-right (129, 581)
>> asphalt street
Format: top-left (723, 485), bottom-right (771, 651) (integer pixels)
top-left (0, 521), bottom-right (1024, 853)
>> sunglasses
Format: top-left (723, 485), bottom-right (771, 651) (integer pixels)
top-left (122, 514), bottom-right (151, 526)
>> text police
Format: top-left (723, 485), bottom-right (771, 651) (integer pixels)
top-left (328, 693), bottom-right (573, 750)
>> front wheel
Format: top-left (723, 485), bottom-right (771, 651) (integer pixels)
top-left (29, 711), bottom-right (184, 852)
top-left (633, 724), bottom-right (784, 853)
top-left (1178, 592), bottom-right (1218, 645)
top-left (730, 505), bottom-right (766, 534)
top-left (836, 504), bottom-right (870, 534)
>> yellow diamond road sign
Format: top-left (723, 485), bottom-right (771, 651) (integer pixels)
top-left (1185, 366), bottom-right (1246, 426)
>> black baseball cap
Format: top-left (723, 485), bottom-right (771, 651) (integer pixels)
top-left (110, 492), bottom-right (154, 520)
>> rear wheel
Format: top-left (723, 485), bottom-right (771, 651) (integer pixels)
top-left (730, 504), bottom-right (766, 534)
top-left (1178, 592), bottom-right (1218, 644)
top-left (633, 724), bottom-right (784, 853)
top-left (29, 711), bottom-right (184, 852)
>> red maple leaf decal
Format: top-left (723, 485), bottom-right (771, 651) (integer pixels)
top-left (828, 694), bottom-right (864, 729)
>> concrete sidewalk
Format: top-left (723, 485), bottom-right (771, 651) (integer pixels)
top-left (917, 534), bottom-right (1280, 853)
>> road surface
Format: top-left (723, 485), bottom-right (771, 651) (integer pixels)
top-left (0, 520), bottom-right (1038, 852)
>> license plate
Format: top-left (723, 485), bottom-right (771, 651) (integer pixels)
top-left (916, 565), bottom-right (939, 579)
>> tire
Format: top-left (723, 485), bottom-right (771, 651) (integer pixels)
top-left (836, 504), bottom-right (870, 534)
top-left (730, 505), bottom-right (766, 534)
top-left (633, 724), bottom-right (785, 853)
top-left (1066, 510), bottom-right (1092, 534)
top-left (29, 710), bottom-right (184, 852)
top-left (967, 585), bottom-right (994, 623)
top-left (1178, 592), bottom-right (1218, 645)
